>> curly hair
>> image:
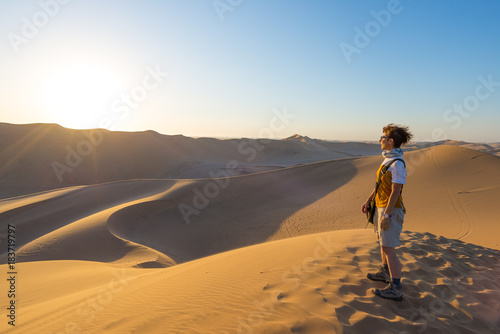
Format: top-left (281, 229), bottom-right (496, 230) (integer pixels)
top-left (383, 123), bottom-right (413, 148)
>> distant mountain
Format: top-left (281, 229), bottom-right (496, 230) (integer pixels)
top-left (1, 123), bottom-right (497, 199)
top-left (0, 124), bottom-right (365, 198)
top-left (283, 134), bottom-right (392, 156)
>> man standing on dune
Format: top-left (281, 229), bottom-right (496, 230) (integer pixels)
top-left (362, 123), bottom-right (413, 301)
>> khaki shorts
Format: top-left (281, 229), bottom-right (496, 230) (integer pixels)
top-left (374, 207), bottom-right (404, 248)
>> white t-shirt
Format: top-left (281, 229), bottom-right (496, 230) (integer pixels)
top-left (382, 158), bottom-right (407, 185)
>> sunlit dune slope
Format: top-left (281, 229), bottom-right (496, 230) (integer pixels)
top-left (402, 145), bottom-right (500, 249)
top-left (4, 229), bottom-right (499, 334)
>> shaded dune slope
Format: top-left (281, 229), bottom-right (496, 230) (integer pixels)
top-left (107, 157), bottom-right (360, 263)
top-left (1, 157), bottom-right (361, 265)
top-left (0, 123), bottom-right (372, 199)
top-left (0, 180), bottom-right (181, 266)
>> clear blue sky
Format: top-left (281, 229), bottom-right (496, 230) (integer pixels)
top-left (1, 0), bottom-right (499, 142)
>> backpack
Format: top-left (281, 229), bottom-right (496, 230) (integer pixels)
top-left (365, 158), bottom-right (406, 227)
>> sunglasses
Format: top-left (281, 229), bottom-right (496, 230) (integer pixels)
top-left (380, 136), bottom-right (390, 140)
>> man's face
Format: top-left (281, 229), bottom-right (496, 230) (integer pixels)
top-left (379, 133), bottom-right (394, 150)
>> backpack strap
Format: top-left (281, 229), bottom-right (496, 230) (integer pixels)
top-left (380, 158), bottom-right (405, 174)
top-left (375, 159), bottom-right (403, 189)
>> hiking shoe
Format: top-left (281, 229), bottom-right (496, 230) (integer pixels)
top-left (373, 282), bottom-right (403, 301)
top-left (367, 265), bottom-right (390, 283)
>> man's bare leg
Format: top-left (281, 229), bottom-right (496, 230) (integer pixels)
top-left (380, 244), bottom-right (388, 266)
top-left (373, 246), bottom-right (404, 301)
top-left (382, 246), bottom-right (401, 279)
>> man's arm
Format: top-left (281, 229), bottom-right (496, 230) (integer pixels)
top-left (385, 183), bottom-right (403, 215)
top-left (361, 188), bottom-right (377, 213)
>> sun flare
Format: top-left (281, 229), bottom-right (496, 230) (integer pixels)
top-left (43, 64), bottom-right (123, 129)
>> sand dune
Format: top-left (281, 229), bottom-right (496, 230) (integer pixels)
top-left (284, 134), bottom-right (387, 157)
top-left (3, 230), bottom-right (499, 333)
top-left (2, 123), bottom-right (496, 198)
top-left (0, 123), bottom-right (381, 199)
top-left (3, 144), bottom-right (499, 267)
top-left (403, 145), bottom-right (500, 249)
top-left (411, 139), bottom-right (500, 157)
top-left (1, 124), bottom-right (500, 333)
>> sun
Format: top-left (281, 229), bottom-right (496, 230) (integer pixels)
top-left (43, 64), bottom-right (123, 129)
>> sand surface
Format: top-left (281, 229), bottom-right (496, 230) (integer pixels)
top-left (1, 124), bottom-right (500, 333)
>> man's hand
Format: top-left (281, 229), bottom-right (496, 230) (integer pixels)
top-left (361, 201), bottom-right (369, 214)
top-left (362, 190), bottom-right (376, 214)
top-left (380, 218), bottom-right (390, 230)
